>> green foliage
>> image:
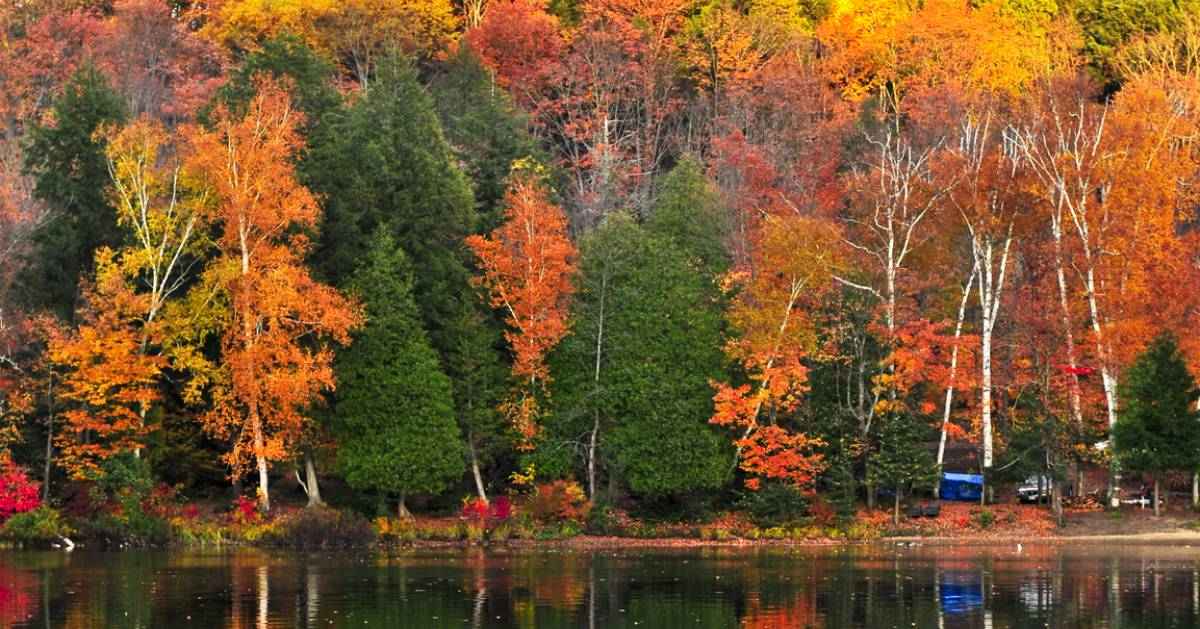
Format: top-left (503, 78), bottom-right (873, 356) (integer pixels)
top-left (542, 159), bottom-right (732, 499)
top-left (1076, 0), bottom-right (1196, 81)
top-left (19, 63), bottom-right (127, 316)
top-left (647, 156), bottom-right (729, 277)
top-left (2, 506), bottom-right (70, 543)
top-left (972, 508), bottom-right (996, 530)
top-left (207, 33), bottom-right (343, 135)
top-left (737, 482), bottom-right (809, 528)
top-left (81, 455), bottom-right (174, 544)
top-left (547, 202), bottom-right (731, 499)
top-left (333, 234), bottom-right (466, 500)
top-left (430, 46), bottom-right (541, 232)
top-left (307, 57), bottom-right (504, 473)
top-left (868, 413), bottom-right (938, 496)
top-left (1112, 333), bottom-right (1200, 477)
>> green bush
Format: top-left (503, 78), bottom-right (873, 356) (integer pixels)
top-left (738, 483), bottom-right (809, 527)
top-left (972, 509), bottom-right (996, 530)
top-left (3, 506), bottom-right (70, 543)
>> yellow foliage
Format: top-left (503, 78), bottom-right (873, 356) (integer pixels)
top-left (204, 0), bottom-right (461, 66)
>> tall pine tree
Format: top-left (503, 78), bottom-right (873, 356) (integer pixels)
top-left (1112, 333), bottom-right (1200, 516)
top-left (332, 234), bottom-right (465, 517)
top-left (545, 160), bottom-right (732, 501)
top-left (307, 56), bottom-right (506, 501)
top-left (19, 63), bottom-right (126, 317)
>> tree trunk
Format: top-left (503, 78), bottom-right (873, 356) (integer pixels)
top-left (893, 487), bottom-right (900, 525)
top-left (937, 269), bottom-right (975, 498)
top-left (304, 449), bottom-right (322, 508)
top-left (252, 406), bottom-right (270, 512)
top-left (468, 437), bottom-right (488, 502)
top-left (1192, 473), bottom-right (1197, 508)
top-left (397, 494), bottom-right (411, 519)
top-left (42, 378), bottom-right (55, 502)
top-left (866, 480), bottom-right (876, 511)
top-left (587, 414), bottom-right (601, 500)
top-left (1154, 477), bottom-right (1161, 517)
top-left (1048, 216), bottom-right (1086, 429)
top-left (1052, 478), bottom-right (1064, 526)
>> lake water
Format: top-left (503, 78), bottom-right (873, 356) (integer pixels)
top-left (5, 543), bottom-right (1200, 627)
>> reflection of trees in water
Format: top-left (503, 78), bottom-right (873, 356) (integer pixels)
top-left (9, 547), bottom-right (1200, 627)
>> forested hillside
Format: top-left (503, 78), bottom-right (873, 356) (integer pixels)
top-left (0, 0), bottom-right (1198, 536)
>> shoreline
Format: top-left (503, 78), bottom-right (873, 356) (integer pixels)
top-left (33, 529), bottom-right (1200, 552)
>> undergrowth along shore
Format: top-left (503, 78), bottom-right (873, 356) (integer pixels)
top-left (0, 497), bottom-right (1157, 550)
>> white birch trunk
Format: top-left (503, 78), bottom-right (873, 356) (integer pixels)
top-left (936, 268), bottom-right (976, 496)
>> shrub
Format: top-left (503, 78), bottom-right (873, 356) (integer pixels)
top-left (525, 479), bottom-right (589, 524)
top-left (267, 507), bottom-right (376, 548)
top-left (584, 504), bottom-right (623, 535)
top-left (2, 506), bottom-right (69, 543)
top-left (0, 463), bottom-right (41, 522)
top-left (738, 483), bottom-right (808, 527)
top-left (972, 509), bottom-right (996, 530)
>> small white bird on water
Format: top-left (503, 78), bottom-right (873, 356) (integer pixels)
top-left (1016, 543), bottom-right (1023, 553)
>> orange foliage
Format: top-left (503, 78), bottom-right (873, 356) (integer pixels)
top-left (466, 171), bottom-right (576, 445)
top-left (48, 254), bottom-right (165, 479)
top-left (184, 79), bottom-right (360, 505)
top-left (711, 216), bottom-right (841, 491)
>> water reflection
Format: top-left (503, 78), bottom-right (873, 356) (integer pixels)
top-left (6, 543), bottom-right (1200, 627)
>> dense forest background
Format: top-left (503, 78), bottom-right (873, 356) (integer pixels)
top-left (0, 0), bottom-right (1199, 525)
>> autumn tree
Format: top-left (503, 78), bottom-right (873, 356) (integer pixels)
top-left (710, 215), bottom-right (840, 492)
top-left (333, 234), bottom-right (465, 518)
top-left (467, 170), bottom-right (577, 447)
top-left (47, 255), bottom-right (163, 480)
top-left (184, 79), bottom-right (360, 511)
top-left (942, 108), bottom-right (1026, 497)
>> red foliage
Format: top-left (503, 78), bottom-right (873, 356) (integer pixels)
top-left (523, 478), bottom-right (589, 524)
top-left (0, 463), bottom-right (39, 521)
top-left (465, 0), bottom-right (563, 101)
top-left (460, 495), bottom-right (514, 528)
top-left (234, 495), bottom-right (259, 522)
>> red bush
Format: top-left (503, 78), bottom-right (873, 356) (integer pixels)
top-left (0, 463), bottom-right (40, 521)
top-left (233, 495), bottom-right (259, 523)
top-left (460, 495), bottom-right (515, 528)
top-left (524, 478), bottom-right (589, 524)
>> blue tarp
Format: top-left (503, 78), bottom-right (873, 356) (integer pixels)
top-left (939, 472), bottom-right (983, 501)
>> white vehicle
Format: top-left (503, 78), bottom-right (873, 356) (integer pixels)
top-left (1017, 476), bottom-right (1052, 503)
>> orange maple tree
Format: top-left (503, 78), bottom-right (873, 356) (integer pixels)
top-left (184, 79), bottom-right (360, 510)
top-left (466, 170), bottom-right (577, 446)
top-left (47, 252), bottom-right (164, 480)
top-left (710, 215), bottom-right (840, 491)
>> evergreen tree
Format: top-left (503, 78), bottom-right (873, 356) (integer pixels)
top-left (207, 34), bottom-right (343, 139)
top-left (19, 63), bottom-right (126, 317)
top-left (1112, 332), bottom-right (1200, 516)
top-left (546, 161), bottom-right (732, 501)
top-left (430, 46), bottom-right (541, 233)
top-left (308, 56), bottom-right (506, 499)
top-left (869, 413), bottom-right (937, 524)
top-left (647, 156), bottom-right (727, 277)
top-left (332, 234), bottom-right (465, 517)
